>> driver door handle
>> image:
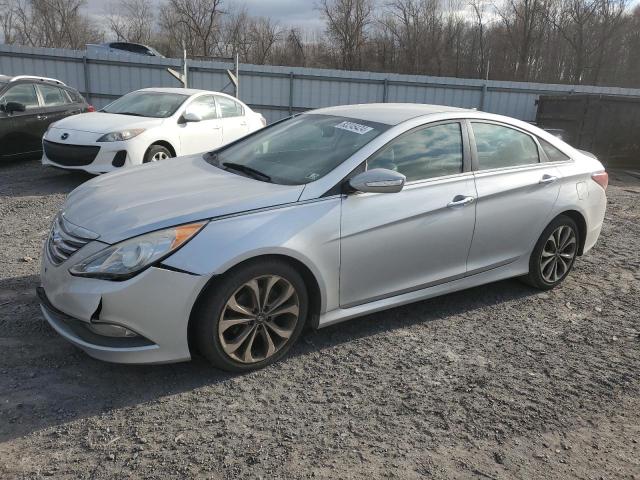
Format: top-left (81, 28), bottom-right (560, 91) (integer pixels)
top-left (447, 195), bottom-right (475, 208)
top-left (539, 174), bottom-right (558, 184)
top-left (37, 114), bottom-right (48, 120)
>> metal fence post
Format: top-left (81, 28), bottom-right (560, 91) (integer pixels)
top-left (82, 56), bottom-right (91, 104)
top-left (479, 82), bottom-right (487, 111)
top-left (383, 78), bottom-right (389, 103)
top-left (289, 72), bottom-right (294, 115)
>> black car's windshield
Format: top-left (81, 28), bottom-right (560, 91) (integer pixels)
top-left (102, 91), bottom-right (188, 118)
top-left (209, 114), bottom-right (390, 185)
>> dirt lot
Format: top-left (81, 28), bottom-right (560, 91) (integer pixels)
top-left (0, 159), bottom-right (638, 480)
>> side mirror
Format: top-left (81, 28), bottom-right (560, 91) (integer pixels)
top-left (183, 111), bottom-right (202, 122)
top-left (348, 168), bottom-right (406, 194)
top-left (5, 101), bottom-right (26, 113)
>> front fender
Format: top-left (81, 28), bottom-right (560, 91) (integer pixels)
top-left (162, 198), bottom-right (342, 314)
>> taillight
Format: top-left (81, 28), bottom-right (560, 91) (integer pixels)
top-left (87, 105), bottom-right (96, 112)
top-left (592, 171), bottom-right (608, 190)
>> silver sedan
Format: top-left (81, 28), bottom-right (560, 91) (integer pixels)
top-left (39, 104), bottom-right (608, 371)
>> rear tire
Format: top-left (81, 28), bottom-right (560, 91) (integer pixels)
top-left (143, 144), bottom-right (172, 163)
top-left (194, 259), bottom-right (308, 372)
top-left (523, 215), bottom-right (579, 290)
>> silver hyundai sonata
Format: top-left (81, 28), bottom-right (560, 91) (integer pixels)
top-left (39, 104), bottom-right (608, 371)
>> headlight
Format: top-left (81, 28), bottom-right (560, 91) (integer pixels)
top-left (69, 222), bottom-right (207, 280)
top-left (97, 128), bottom-right (145, 142)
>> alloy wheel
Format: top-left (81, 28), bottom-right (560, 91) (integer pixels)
top-left (151, 151), bottom-right (169, 162)
top-left (218, 275), bottom-right (300, 364)
top-left (540, 225), bottom-right (577, 283)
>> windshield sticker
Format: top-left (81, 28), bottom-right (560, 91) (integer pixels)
top-left (306, 172), bottom-right (321, 181)
top-left (334, 121), bottom-right (373, 135)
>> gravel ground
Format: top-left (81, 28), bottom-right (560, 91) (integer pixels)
top-left (0, 159), bottom-right (639, 480)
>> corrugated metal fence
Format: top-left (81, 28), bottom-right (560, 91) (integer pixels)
top-left (2, 43), bottom-right (640, 124)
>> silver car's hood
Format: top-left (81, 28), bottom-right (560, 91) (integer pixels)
top-left (62, 155), bottom-right (305, 244)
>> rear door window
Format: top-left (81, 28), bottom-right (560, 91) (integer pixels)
top-left (216, 96), bottom-right (244, 118)
top-left (37, 84), bottom-right (70, 107)
top-left (472, 122), bottom-right (540, 170)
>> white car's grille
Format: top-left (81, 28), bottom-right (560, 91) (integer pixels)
top-left (47, 215), bottom-right (94, 265)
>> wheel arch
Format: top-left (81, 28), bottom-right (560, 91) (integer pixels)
top-left (187, 253), bottom-right (323, 358)
top-left (555, 209), bottom-right (587, 255)
top-left (147, 140), bottom-right (176, 157)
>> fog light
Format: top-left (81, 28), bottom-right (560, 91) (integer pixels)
top-left (88, 323), bottom-right (138, 337)
top-left (112, 150), bottom-right (127, 167)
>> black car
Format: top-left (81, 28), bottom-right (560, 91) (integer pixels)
top-left (0, 75), bottom-right (92, 160)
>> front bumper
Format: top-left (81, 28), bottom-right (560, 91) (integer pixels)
top-left (41, 128), bottom-right (148, 174)
top-left (39, 240), bottom-right (209, 364)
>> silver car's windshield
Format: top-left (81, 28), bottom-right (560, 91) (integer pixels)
top-left (101, 92), bottom-right (188, 118)
top-left (209, 114), bottom-right (390, 185)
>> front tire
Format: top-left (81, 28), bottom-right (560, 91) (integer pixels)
top-left (194, 260), bottom-right (308, 372)
top-left (143, 144), bottom-right (172, 163)
top-left (523, 215), bottom-right (579, 290)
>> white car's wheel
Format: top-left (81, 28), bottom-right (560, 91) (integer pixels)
top-left (143, 145), bottom-right (172, 163)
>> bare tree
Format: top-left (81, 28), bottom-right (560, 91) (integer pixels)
top-left (319, 0), bottom-right (373, 69)
top-left (248, 17), bottom-right (282, 64)
top-left (0, 0), bottom-right (18, 44)
top-left (106, 0), bottom-right (154, 44)
top-left (494, 0), bottom-right (548, 80)
top-left (10, 0), bottom-right (103, 49)
top-left (470, 0), bottom-right (489, 77)
top-left (159, 0), bottom-right (223, 58)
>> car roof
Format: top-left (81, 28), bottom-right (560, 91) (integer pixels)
top-left (0, 74), bottom-right (11, 83)
top-left (137, 87), bottom-right (229, 96)
top-left (309, 103), bottom-right (473, 125)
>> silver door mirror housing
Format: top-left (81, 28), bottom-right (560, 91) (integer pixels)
top-left (349, 168), bottom-right (406, 194)
top-left (183, 111), bottom-right (202, 122)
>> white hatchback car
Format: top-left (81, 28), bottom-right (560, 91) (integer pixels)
top-left (41, 88), bottom-right (265, 174)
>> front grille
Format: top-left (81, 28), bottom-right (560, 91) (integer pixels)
top-left (43, 140), bottom-right (100, 166)
top-left (47, 215), bottom-right (92, 265)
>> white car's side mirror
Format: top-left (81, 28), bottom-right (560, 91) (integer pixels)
top-left (183, 111), bottom-right (202, 122)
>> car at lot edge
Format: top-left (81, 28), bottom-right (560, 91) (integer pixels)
top-left (87, 42), bottom-right (165, 58)
top-left (38, 103), bottom-right (608, 372)
top-left (42, 88), bottom-right (266, 174)
top-left (0, 75), bottom-right (92, 161)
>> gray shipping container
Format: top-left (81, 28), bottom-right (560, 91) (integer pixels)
top-left (536, 94), bottom-right (640, 168)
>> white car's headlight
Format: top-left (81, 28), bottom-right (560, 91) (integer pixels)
top-left (97, 128), bottom-right (146, 142)
top-left (69, 222), bottom-right (207, 280)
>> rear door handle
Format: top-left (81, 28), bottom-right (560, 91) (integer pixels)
top-left (539, 174), bottom-right (558, 184)
top-left (447, 195), bottom-right (475, 208)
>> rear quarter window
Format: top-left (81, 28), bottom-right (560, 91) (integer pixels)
top-left (539, 138), bottom-right (571, 162)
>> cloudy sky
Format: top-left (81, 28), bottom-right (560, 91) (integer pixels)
top-left (87, 0), bottom-right (325, 31)
top-left (87, 0), bottom-right (640, 35)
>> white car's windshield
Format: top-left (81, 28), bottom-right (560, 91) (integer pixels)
top-left (102, 91), bottom-right (188, 118)
top-left (209, 114), bottom-right (390, 185)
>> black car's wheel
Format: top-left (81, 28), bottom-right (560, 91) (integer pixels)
top-left (194, 259), bottom-right (308, 372)
top-left (523, 215), bottom-right (579, 290)
top-left (143, 144), bottom-right (172, 163)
